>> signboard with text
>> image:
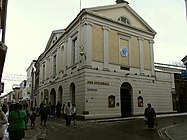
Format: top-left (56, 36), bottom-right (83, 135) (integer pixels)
top-left (182, 71), bottom-right (187, 80)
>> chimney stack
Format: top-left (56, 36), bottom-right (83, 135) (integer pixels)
top-left (116, 0), bottom-right (129, 4)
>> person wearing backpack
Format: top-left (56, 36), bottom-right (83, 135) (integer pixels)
top-left (144, 103), bottom-right (156, 128)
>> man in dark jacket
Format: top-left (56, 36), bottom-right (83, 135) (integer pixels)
top-left (144, 103), bottom-right (156, 128)
top-left (39, 101), bottom-right (49, 126)
top-left (56, 101), bottom-right (62, 118)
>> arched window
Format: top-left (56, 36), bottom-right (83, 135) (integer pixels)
top-left (118, 16), bottom-right (131, 25)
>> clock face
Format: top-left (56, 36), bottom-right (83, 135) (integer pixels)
top-left (120, 47), bottom-right (128, 57)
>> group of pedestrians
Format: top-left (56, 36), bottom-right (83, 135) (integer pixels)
top-left (0, 99), bottom-right (78, 140)
top-left (0, 101), bottom-right (29, 140)
top-left (39, 100), bottom-right (77, 126)
top-left (0, 100), bottom-right (39, 140)
top-left (0, 99), bottom-right (157, 140)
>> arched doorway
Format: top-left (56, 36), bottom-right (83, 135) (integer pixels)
top-left (58, 86), bottom-right (63, 104)
top-left (50, 88), bottom-right (56, 106)
top-left (70, 83), bottom-right (75, 104)
top-left (120, 82), bottom-right (132, 117)
top-left (41, 92), bottom-right (44, 103)
top-left (178, 87), bottom-right (187, 112)
top-left (44, 89), bottom-right (49, 104)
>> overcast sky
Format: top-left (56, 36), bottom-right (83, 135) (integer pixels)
top-left (1, 0), bottom-right (187, 94)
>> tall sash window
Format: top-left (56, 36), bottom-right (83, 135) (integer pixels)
top-left (72, 38), bottom-right (78, 64)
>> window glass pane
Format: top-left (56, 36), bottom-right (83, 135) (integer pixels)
top-left (73, 38), bottom-right (78, 64)
top-left (53, 55), bottom-right (56, 75)
top-left (43, 64), bottom-right (45, 80)
top-left (118, 16), bottom-right (131, 25)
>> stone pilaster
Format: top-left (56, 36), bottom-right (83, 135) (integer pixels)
top-left (138, 37), bottom-right (144, 75)
top-left (103, 26), bottom-right (110, 71)
top-left (81, 21), bottom-right (93, 68)
top-left (149, 40), bottom-right (155, 76)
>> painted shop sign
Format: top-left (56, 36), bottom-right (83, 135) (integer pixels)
top-left (87, 81), bottom-right (109, 86)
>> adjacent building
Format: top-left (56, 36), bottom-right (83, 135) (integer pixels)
top-left (174, 55), bottom-right (187, 112)
top-left (0, 0), bottom-right (8, 94)
top-left (26, 60), bottom-right (36, 107)
top-left (35, 1), bottom-right (177, 119)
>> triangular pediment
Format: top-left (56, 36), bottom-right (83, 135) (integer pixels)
top-left (85, 3), bottom-right (156, 35)
top-left (45, 29), bottom-right (65, 51)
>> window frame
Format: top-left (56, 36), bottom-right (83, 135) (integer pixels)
top-left (72, 37), bottom-right (78, 65)
top-left (53, 54), bottom-right (57, 76)
top-left (117, 16), bottom-right (131, 25)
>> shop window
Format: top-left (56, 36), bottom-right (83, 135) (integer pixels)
top-left (138, 96), bottom-right (143, 107)
top-left (108, 95), bottom-right (115, 108)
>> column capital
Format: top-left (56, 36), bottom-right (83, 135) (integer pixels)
top-left (138, 37), bottom-right (144, 41)
top-left (149, 40), bottom-right (154, 44)
top-left (102, 26), bottom-right (110, 31)
top-left (82, 21), bottom-right (94, 27)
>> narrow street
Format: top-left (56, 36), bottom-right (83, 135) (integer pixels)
top-left (33, 115), bottom-right (187, 140)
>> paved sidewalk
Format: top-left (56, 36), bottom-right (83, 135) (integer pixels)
top-left (23, 126), bottom-right (43, 140)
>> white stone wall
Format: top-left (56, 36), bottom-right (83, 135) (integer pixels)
top-left (38, 64), bottom-right (175, 119)
top-left (37, 5), bottom-right (175, 119)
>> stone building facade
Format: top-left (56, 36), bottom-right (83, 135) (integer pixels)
top-left (36, 1), bottom-right (175, 119)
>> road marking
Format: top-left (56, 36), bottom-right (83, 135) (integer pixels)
top-left (158, 125), bottom-right (175, 140)
top-left (39, 130), bottom-right (47, 139)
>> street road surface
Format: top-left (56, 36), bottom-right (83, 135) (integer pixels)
top-left (37, 115), bottom-right (187, 140)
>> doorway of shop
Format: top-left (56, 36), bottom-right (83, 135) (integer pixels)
top-left (70, 83), bottom-right (75, 105)
top-left (50, 88), bottom-right (56, 106)
top-left (120, 82), bottom-right (132, 117)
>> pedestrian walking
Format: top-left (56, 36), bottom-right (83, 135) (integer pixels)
top-left (48, 102), bottom-right (55, 118)
top-left (144, 103), bottom-right (156, 128)
top-left (9, 99), bottom-right (17, 112)
top-left (0, 107), bottom-right (8, 140)
top-left (56, 101), bottom-right (62, 118)
top-left (72, 104), bottom-right (77, 125)
top-left (24, 107), bottom-right (30, 128)
top-left (39, 101), bottom-right (50, 126)
top-left (62, 104), bottom-right (66, 119)
top-left (8, 103), bottom-right (27, 140)
top-left (35, 105), bottom-right (40, 116)
top-left (30, 107), bottom-right (37, 128)
top-left (1, 103), bottom-right (8, 115)
top-left (64, 101), bottom-right (73, 126)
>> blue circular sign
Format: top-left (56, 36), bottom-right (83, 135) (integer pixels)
top-left (120, 47), bottom-right (128, 57)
